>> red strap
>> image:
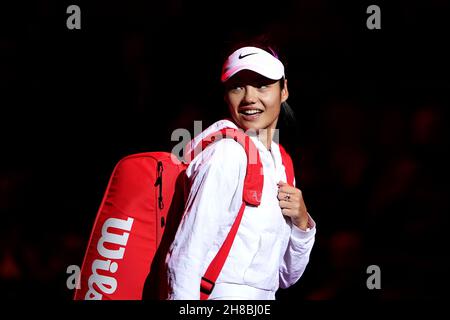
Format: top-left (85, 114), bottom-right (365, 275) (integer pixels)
top-left (197, 138), bottom-right (296, 299)
top-left (194, 128), bottom-right (263, 300)
top-left (197, 134), bottom-right (298, 299)
top-left (197, 127), bottom-right (263, 206)
top-left (200, 202), bottom-right (246, 300)
top-left (279, 144), bottom-right (295, 186)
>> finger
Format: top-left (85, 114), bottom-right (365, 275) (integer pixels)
top-left (278, 180), bottom-right (295, 188)
top-left (279, 199), bottom-right (300, 209)
top-left (279, 200), bottom-right (292, 209)
top-left (278, 185), bottom-right (296, 194)
top-left (281, 186), bottom-right (302, 197)
top-left (277, 181), bottom-right (287, 186)
top-left (278, 186), bottom-right (295, 194)
top-left (277, 191), bottom-right (291, 201)
top-left (277, 181), bottom-right (294, 189)
top-left (281, 208), bottom-right (295, 217)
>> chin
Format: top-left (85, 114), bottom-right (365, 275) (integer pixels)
top-left (237, 120), bottom-right (264, 132)
top-left (243, 119), bottom-right (275, 132)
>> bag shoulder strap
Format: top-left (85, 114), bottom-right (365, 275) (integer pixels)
top-left (200, 201), bottom-right (246, 299)
top-left (197, 127), bottom-right (263, 205)
top-left (195, 127), bottom-right (263, 300)
top-left (279, 144), bottom-right (295, 186)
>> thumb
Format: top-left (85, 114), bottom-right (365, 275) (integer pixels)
top-left (277, 181), bottom-right (287, 187)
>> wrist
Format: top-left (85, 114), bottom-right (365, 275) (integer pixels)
top-left (292, 215), bottom-right (309, 231)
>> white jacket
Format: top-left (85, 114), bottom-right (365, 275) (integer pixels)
top-left (166, 119), bottom-right (316, 300)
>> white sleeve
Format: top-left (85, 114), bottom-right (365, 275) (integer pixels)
top-left (166, 139), bottom-right (247, 300)
top-left (279, 214), bottom-right (316, 289)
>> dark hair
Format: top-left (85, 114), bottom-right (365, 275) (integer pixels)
top-left (222, 34), bottom-right (297, 128)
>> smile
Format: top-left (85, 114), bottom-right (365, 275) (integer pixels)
top-left (239, 109), bottom-right (263, 116)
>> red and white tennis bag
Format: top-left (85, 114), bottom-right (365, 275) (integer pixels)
top-left (74, 127), bottom-right (295, 300)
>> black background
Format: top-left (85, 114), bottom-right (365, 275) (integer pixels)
top-left (1, 0), bottom-right (449, 300)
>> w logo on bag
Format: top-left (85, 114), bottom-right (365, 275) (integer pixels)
top-left (85, 217), bottom-right (134, 300)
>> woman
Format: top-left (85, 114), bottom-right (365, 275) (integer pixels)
top-left (166, 42), bottom-right (316, 300)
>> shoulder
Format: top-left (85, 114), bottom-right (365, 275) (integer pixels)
top-left (187, 139), bottom-right (247, 176)
top-left (197, 138), bottom-right (247, 167)
top-left (209, 138), bottom-right (247, 157)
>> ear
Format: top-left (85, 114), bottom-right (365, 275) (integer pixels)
top-left (281, 79), bottom-right (289, 103)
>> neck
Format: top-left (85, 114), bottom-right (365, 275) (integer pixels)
top-left (258, 128), bottom-right (275, 151)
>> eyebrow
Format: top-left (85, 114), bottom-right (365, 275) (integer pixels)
top-left (226, 78), bottom-right (277, 88)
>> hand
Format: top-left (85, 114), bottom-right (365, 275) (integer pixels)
top-left (277, 181), bottom-right (309, 230)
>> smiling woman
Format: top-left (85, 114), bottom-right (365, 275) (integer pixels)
top-left (165, 36), bottom-right (317, 300)
top-left (222, 40), bottom-right (296, 146)
top-left (224, 67), bottom-right (288, 149)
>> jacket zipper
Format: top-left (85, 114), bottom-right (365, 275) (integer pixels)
top-left (154, 161), bottom-right (165, 229)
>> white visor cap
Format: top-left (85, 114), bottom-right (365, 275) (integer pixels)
top-left (221, 46), bottom-right (285, 83)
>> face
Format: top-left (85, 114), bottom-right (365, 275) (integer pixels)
top-left (224, 70), bottom-right (289, 132)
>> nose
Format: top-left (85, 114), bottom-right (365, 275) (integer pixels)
top-left (243, 85), bottom-right (257, 105)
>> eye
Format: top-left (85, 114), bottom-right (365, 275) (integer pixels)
top-left (257, 81), bottom-right (272, 89)
top-left (229, 85), bottom-right (243, 93)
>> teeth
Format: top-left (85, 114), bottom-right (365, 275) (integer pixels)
top-left (241, 109), bottom-right (262, 115)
